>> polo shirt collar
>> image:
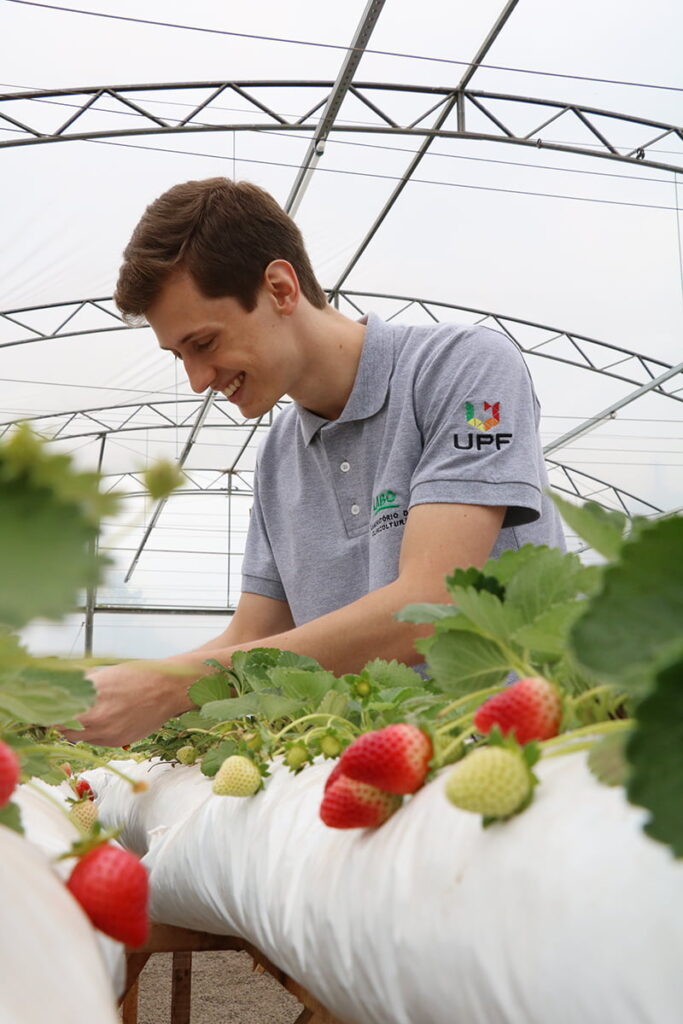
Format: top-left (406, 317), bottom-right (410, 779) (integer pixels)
top-left (295, 313), bottom-right (394, 446)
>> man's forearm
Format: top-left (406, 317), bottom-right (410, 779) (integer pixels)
top-left (170, 576), bottom-right (428, 691)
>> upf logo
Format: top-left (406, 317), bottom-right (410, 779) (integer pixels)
top-left (454, 400), bottom-right (512, 451)
top-left (466, 400), bottom-right (500, 431)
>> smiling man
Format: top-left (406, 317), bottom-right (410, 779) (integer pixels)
top-left (64, 177), bottom-right (564, 747)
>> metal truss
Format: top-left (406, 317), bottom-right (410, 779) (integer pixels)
top-left (0, 396), bottom-right (280, 441)
top-left (1, 81), bottom-right (681, 174)
top-left (545, 460), bottom-right (663, 518)
top-left (1, 292), bottom-right (680, 411)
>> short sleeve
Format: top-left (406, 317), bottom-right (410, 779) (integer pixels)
top-left (241, 462), bottom-right (288, 602)
top-left (409, 327), bottom-right (545, 527)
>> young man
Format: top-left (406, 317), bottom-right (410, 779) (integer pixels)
top-left (64, 177), bottom-right (564, 746)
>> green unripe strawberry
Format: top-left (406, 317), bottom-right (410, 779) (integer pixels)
top-left (285, 741), bottom-right (311, 773)
top-left (176, 745), bottom-right (197, 765)
top-left (69, 799), bottom-right (99, 832)
top-left (444, 746), bottom-right (532, 818)
top-left (320, 733), bottom-right (343, 759)
top-left (212, 755), bottom-right (262, 797)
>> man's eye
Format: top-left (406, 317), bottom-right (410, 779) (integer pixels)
top-left (196, 338), bottom-right (214, 351)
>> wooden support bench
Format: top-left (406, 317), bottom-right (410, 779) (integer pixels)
top-left (120, 922), bottom-right (349, 1024)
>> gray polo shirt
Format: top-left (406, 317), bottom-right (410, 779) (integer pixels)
top-left (242, 314), bottom-right (565, 625)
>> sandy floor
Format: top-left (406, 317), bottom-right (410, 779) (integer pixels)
top-left (125, 949), bottom-right (303, 1023)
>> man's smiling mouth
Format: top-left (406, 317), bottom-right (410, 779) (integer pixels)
top-left (220, 372), bottom-right (245, 398)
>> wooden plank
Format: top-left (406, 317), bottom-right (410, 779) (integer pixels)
top-left (124, 924), bottom-right (353, 1024)
top-left (120, 976), bottom-right (140, 1024)
top-left (170, 951), bottom-right (192, 1024)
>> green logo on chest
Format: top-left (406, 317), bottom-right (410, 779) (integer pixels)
top-left (372, 489), bottom-right (399, 516)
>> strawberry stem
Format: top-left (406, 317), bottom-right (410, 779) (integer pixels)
top-left (273, 714), bottom-right (361, 741)
top-left (539, 718), bottom-right (633, 755)
top-left (435, 684), bottom-right (506, 720)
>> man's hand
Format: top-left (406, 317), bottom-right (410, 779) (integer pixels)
top-left (60, 659), bottom-right (198, 748)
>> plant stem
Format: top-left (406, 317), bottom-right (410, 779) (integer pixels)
top-left (435, 684), bottom-right (505, 719)
top-left (273, 713), bottom-right (360, 741)
top-left (540, 718), bottom-right (633, 754)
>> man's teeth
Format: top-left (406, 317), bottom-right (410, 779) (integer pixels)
top-left (222, 373), bottom-right (245, 397)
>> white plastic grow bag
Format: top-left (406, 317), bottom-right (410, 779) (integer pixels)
top-left (86, 753), bottom-right (683, 1024)
top-left (0, 818), bottom-right (122, 1024)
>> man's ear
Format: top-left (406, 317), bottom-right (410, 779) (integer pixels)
top-left (263, 260), bottom-right (299, 315)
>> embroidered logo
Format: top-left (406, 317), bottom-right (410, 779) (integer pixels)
top-left (465, 401), bottom-right (500, 431)
top-left (454, 400), bottom-right (512, 451)
top-left (372, 489), bottom-right (400, 516)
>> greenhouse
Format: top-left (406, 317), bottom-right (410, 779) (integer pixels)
top-left (1, 0), bottom-right (682, 1021)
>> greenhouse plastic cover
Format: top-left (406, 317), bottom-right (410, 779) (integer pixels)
top-left (1, 782), bottom-right (126, 1024)
top-left (87, 751), bottom-right (683, 1024)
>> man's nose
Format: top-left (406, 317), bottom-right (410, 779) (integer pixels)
top-left (185, 361), bottom-right (215, 394)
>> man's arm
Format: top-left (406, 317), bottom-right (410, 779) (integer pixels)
top-left (64, 502), bottom-right (504, 746)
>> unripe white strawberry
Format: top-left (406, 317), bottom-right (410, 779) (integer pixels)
top-left (69, 799), bottom-right (99, 832)
top-left (212, 755), bottom-right (262, 797)
top-left (444, 746), bottom-right (532, 818)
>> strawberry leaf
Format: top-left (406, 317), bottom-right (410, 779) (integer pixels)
top-left (188, 672), bottom-right (234, 707)
top-left (267, 668), bottom-right (336, 705)
top-left (396, 602), bottom-right (459, 624)
top-left (626, 657), bottom-right (683, 856)
top-left (446, 567), bottom-right (506, 602)
top-left (423, 631), bottom-right (511, 696)
top-left (200, 693), bottom-right (260, 722)
top-left (0, 801), bottom-right (23, 834)
top-left (570, 516), bottom-right (683, 697)
top-left (199, 740), bottom-right (238, 777)
top-left (587, 731), bottom-right (631, 788)
top-left (362, 659), bottom-right (426, 689)
top-left (550, 493), bottom-right (627, 560)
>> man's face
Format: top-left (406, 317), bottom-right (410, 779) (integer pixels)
top-left (146, 269), bottom-right (294, 419)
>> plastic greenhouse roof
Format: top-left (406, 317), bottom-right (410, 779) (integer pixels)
top-left (1, 0), bottom-right (682, 639)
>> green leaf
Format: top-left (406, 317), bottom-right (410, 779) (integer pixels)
top-left (511, 600), bottom-right (588, 656)
top-left (316, 690), bottom-right (351, 718)
top-left (482, 544), bottom-right (542, 584)
top-left (0, 801), bottom-right (23, 835)
top-left (446, 567), bottom-right (506, 602)
top-left (267, 668), bottom-right (336, 705)
top-left (424, 630), bottom-right (512, 697)
top-left (256, 693), bottom-right (303, 721)
top-left (570, 516), bottom-right (683, 696)
top-left (550, 494), bottom-right (627, 560)
top-left (626, 657), bottom-right (683, 855)
top-left (199, 739), bottom-right (238, 777)
top-left (362, 659), bottom-right (426, 689)
top-left (504, 546), bottom-right (590, 625)
top-left (396, 602), bottom-right (457, 624)
top-left (0, 670), bottom-right (94, 725)
top-left (445, 586), bottom-right (523, 642)
top-left (199, 692), bottom-right (260, 722)
top-left (587, 731), bottom-right (631, 788)
top-left (188, 673), bottom-right (234, 707)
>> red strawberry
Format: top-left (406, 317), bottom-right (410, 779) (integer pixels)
top-left (474, 676), bottom-right (562, 744)
top-left (0, 741), bottom-right (20, 808)
top-left (339, 724), bottom-right (433, 794)
top-left (320, 774), bottom-right (402, 829)
top-left (73, 778), bottom-right (94, 800)
top-left (67, 843), bottom-right (149, 947)
top-left (324, 760), bottom-right (344, 792)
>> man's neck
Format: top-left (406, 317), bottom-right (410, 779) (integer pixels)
top-left (289, 305), bottom-right (367, 421)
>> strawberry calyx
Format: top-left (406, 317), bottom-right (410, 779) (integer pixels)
top-left (58, 824), bottom-right (122, 862)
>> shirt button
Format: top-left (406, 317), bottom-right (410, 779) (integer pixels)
top-left (340, 461), bottom-right (350, 472)
top-left (350, 504), bottom-right (360, 516)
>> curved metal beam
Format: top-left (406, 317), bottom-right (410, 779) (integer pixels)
top-left (1, 292), bottom-right (679, 407)
top-left (0, 81), bottom-right (681, 173)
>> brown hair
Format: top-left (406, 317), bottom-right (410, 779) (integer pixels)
top-left (114, 177), bottom-right (328, 322)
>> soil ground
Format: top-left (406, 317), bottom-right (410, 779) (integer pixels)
top-left (122, 949), bottom-right (303, 1024)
